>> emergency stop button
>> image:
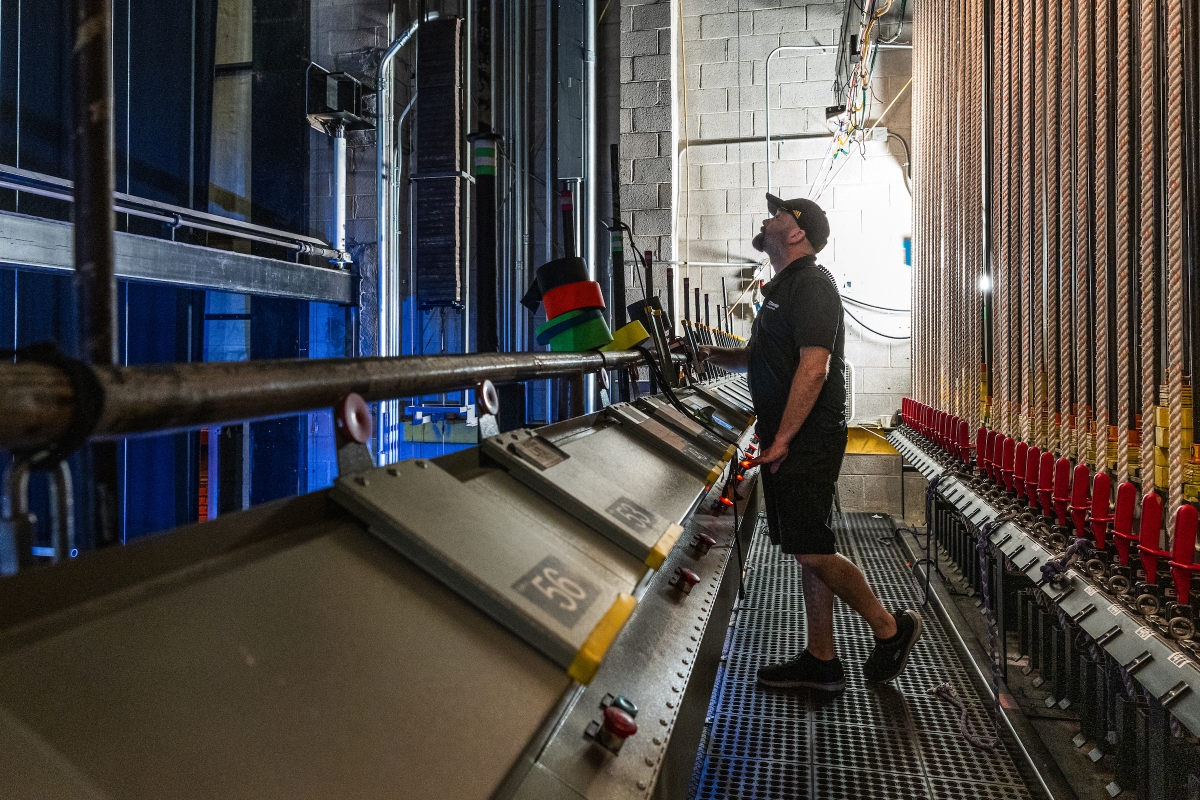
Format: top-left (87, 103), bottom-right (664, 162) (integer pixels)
top-left (586, 705), bottom-right (638, 754)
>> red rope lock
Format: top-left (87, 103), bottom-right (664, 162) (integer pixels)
top-left (1037, 451), bottom-right (1055, 519)
top-left (1014, 441), bottom-right (1029, 500)
top-left (1051, 457), bottom-right (1072, 527)
top-left (1111, 481), bottom-right (1139, 566)
top-left (1069, 463), bottom-right (1091, 539)
top-left (1138, 492), bottom-right (1169, 583)
top-left (1089, 472), bottom-right (1113, 549)
top-left (1001, 436), bottom-right (1016, 494)
top-left (1169, 504), bottom-right (1200, 605)
top-left (1025, 447), bottom-right (1042, 512)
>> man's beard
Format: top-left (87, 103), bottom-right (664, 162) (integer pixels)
top-left (752, 232), bottom-right (765, 252)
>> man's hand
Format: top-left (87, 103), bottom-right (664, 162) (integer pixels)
top-left (695, 345), bottom-right (713, 364)
top-left (749, 438), bottom-right (789, 474)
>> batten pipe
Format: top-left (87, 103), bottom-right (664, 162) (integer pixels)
top-left (0, 351), bottom-right (679, 452)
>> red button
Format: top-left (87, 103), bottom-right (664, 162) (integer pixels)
top-left (603, 705), bottom-right (638, 739)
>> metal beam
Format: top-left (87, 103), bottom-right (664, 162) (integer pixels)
top-left (0, 211), bottom-right (355, 304)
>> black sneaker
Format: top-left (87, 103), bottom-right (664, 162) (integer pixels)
top-left (757, 651), bottom-right (846, 691)
top-left (863, 609), bottom-right (923, 682)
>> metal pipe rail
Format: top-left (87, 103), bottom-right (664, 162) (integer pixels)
top-left (0, 350), bottom-right (667, 451)
top-left (0, 164), bottom-right (348, 264)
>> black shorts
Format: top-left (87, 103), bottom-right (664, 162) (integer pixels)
top-left (760, 429), bottom-right (848, 555)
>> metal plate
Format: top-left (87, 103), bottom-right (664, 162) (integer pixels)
top-left (333, 459), bottom-right (646, 668)
top-left (512, 455), bottom-right (760, 800)
top-left (0, 516), bottom-right (570, 800)
top-left (605, 403), bottom-right (721, 478)
top-left (483, 426), bottom-right (709, 563)
top-left (634, 396), bottom-right (736, 455)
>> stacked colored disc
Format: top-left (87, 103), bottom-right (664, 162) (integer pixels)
top-left (600, 320), bottom-right (652, 352)
top-left (535, 308), bottom-right (604, 345)
top-left (523, 258), bottom-right (614, 352)
top-left (549, 315), bottom-right (613, 352)
top-left (543, 281), bottom-right (606, 319)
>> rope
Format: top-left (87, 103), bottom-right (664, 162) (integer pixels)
top-left (949, 0), bottom-right (961, 418)
top-left (997, 0), bottom-right (1013, 435)
top-left (929, 682), bottom-right (1000, 751)
top-left (1075, 0), bottom-right (1093, 462)
top-left (1045, 0), bottom-right (1062, 455)
top-left (1094, 0), bottom-right (1112, 475)
top-left (1165, 0), bottom-right (1186, 534)
top-left (1058, 0), bottom-right (1074, 458)
top-left (1114, 0), bottom-right (1134, 483)
top-left (1020, 0), bottom-right (1034, 445)
top-left (1138, 0), bottom-right (1159, 491)
top-left (970, 0), bottom-right (983, 428)
top-left (1032, 0), bottom-right (1047, 450)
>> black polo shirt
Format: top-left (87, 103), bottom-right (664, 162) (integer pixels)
top-left (747, 255), bottom-right (847, 450)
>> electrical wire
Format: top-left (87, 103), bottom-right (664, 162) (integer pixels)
top-left (843, 296), bottom-right (911, 313)
top-left (844, 307), bottom-right (910, 340)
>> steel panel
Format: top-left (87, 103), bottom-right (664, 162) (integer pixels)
top-left (483, 425), bottom-right (708, 563)
top-left (333, 458), bottom-right (647, 669)
top-left (0, 519), bottom-right (569, 800)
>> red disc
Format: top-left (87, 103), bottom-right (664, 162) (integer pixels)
top-left (543, 280), bottom-right (605, 319)
top-left (676, 567), bottom-right (701, 586)
top-left (602, 705), bottom-right (638, 739)
top-left (336, 393), bottom-right (373, 444)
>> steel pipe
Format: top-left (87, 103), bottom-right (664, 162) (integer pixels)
top-left (0, 351), bottom-right (667, 452)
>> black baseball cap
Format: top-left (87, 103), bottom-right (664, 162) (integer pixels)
top-left (766, 193), bottom-right (830, 252)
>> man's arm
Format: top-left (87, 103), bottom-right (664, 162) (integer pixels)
top-left (696, 344), bottom-right (749, 371)
top-left (749, 346), bottom-right (831, 473)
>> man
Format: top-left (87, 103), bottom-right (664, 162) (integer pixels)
top-left (698, 194), bottom-right (921, 692)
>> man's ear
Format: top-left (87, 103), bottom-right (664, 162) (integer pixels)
top-left (790, 225), bottom-right (808, 247)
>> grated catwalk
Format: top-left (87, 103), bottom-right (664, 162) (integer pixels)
top-left (692, 512), bottom-right (1034, 800)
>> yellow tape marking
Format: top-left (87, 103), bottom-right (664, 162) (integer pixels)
top-left (568, 593), bottom-right (637, 684)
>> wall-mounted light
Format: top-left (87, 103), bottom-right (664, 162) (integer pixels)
top-left (978, 273), bottom-right (992, 293)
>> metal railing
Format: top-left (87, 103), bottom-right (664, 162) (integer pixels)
top-left (0, 164), bottom-right (348, 263)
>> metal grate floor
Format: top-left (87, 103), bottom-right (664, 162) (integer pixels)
top-left (693, 512), bottom-right (1035, 800)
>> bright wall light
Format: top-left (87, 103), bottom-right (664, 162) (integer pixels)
top-left (978, 273), bottom-right (992, 293)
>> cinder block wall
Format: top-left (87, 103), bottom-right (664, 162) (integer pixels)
top-left (837, 453), bottom-right (928, 526)
top-left (620, 0), bottom-right (677, 293)
top-left (675, 0), bottom-right (912, 424)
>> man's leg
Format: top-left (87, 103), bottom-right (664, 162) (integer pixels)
top-left (797, 553), bottom-right (898, 640)
top-left (801, 564), bottom-right (836, 661)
